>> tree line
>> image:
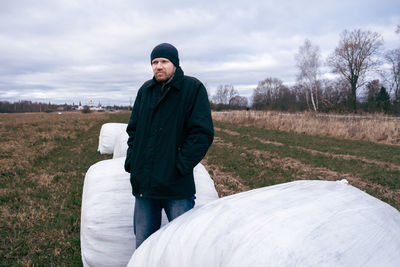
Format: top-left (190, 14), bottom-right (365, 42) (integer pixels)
top-left (210, 27), bottom-right (400, 115)
top-left (0, 100), bottom-right (129, 113)
top-left (0, 101), bottom-right (62, 113)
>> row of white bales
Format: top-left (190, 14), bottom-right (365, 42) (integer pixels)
top-left (80, 123), bottom-right (400, 267)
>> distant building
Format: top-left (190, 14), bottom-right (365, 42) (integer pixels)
top-left (77, 102), bottom-right (84, 110)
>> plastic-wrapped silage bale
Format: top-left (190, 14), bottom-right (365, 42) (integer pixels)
top-left (80, 157), bottom-right (218, 267)
top-left (97, 123), bottom-right (128, 154)
top-left (128, 180), bottom-right (400, 267)
top-left (113, 132), bottom-right (129, 159)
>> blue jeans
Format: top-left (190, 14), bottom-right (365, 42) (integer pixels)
top-left (134, 196), bottom-right (195, 248)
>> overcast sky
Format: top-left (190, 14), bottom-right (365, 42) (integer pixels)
top-left (0, 0), bottom-right (399, 106)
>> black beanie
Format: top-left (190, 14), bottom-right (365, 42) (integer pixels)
top-left (150, 43), bottom-right (180, 67)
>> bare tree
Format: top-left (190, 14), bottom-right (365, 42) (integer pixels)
top-left (320, 79), bottom-right (352, 112)
top-left (229, 95), bottom-right (248, 109)
top-left (384, 26), bottom-right (400, 102)
top-left (295, 39), bottom-right (321, 112)
top-left (385, 49), bottom-right (400, 101)
top-left (212, 84), bottom-right (238, 105)
top-left (327, 29), bottom-right (383, 113)
top-left (252, 77), bottom-right (288, 109)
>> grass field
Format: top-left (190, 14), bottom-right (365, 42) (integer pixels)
top-left (1, 112), bottom-right (127, 266)
top-left (205, 120), bottom-right (400, 208)
top-left (1, 111), bottom-right (399, 265)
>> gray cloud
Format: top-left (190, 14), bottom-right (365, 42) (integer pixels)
top-left (0, 0), bottom-right (399, 105)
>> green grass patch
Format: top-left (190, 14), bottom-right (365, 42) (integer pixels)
top-left (206, 144), bottom-right (295, 189)
top-left (215, 121), bottom-right (400, 165)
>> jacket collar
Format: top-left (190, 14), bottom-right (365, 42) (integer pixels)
top-left (149, 66), bottom-right (184, 91)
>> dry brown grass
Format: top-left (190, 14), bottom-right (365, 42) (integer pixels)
top-left (201, 160), bottom-right (250, 197)
top-left (212, 111), bottom-right (400, 146)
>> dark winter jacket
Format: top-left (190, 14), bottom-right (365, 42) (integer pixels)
top-left (124, 67), bottom-right (214, 199)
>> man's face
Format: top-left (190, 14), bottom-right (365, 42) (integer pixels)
top-left (152, 58), bottom-right (176, 82)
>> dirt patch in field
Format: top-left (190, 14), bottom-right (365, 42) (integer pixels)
top-left (212, 136), bottom-right (235, 147)
top-left (214, 127), bottom-right (241, 136)
top-left (201, 159), bottom-right (250, 197)
top-left (252, 137), bottom-right (285, 146)
top-left (215, 127), bottom-right (284, 146)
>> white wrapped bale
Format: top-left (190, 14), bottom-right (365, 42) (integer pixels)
top-left (113, 132), bottom-right (129, 159)
top-left (81, 158), bottom-right (218, 267)
top-left (80, 157), bottom-right (139, 267)
top-left (97, 123), bottom-right (128, 154)
top-left (193, 163), bottom-right (219, 206)
top-left (128, 180), bottom-right (400, 267)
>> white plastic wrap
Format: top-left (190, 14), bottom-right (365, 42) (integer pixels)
top-left (97, 123), bottom-right (128, 154)
top-left (81, 157), bottom-right (136, 267)
top-left (113, 132), bottom-right (129, 159)
top-left (128, 180), bottom-right (400, 267)
top-left (193, 163), bottom-right (219, 205)
top-left (81, 158), bottom-right (218, 267)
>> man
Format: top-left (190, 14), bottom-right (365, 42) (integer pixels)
top-left (124, 43), bottom-right (214, 248)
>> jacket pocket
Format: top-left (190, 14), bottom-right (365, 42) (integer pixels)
top-left (124, 148), bottom-right (133, 173)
